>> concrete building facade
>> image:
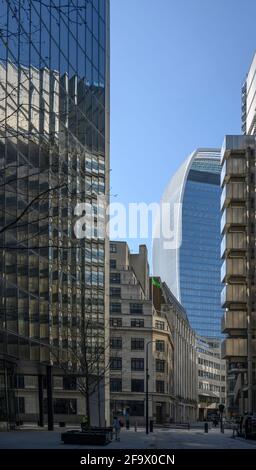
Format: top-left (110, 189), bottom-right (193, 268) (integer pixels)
top-left (197, 337), bottom-right (226, 421)
top-left (221, 135), bottom-right (256, 416)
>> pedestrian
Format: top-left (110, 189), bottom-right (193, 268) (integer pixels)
top-left (232, 422), bottom-right (238, 438)
top-left (112, 416), bottom-right (121, 441)
top-left (239, 416), bottom-right (243, 436)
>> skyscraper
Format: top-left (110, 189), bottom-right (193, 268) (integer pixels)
top-left (0, 0), bottom-right (110, 427)
top-left (153, 149), bottom-right (222, 338)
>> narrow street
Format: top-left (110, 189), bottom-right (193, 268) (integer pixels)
top-left (0, 427), bottom-right (255, 449)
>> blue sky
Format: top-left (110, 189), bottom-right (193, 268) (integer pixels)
top-left (110, 0), bottom-right (256, 265)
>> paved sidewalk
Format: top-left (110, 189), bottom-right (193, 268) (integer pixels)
top-left (0, 427), bottom-right (256, 449)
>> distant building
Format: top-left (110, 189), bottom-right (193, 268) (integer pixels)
top-left (153, 149), bottom-right (222, 338)
top-left (241, 52), bottom-right (256, 135)
top-left (109, 242), bottom-right (175, 425)
top-left (221, 135), bottom-right (256, 416)
top-left (196, 337), bottom-right (226, 421)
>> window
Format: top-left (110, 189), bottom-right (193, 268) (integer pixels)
top-left (110, 318), bottom-right (122, 327)
top-left (156, 359), bottom-right (165, 372)
top-left (156, 340), bottom-right (165, 352)
top-left (131, 319), bottom-right (144, 328)
top-left (131, 379), bottom-right (144, 392)
top-left (15, 375), bottom-right (25, 389)
top-left (110, 378), bottom-right (122, 392)
top-left (130, 303), bottom-right (143, 314)
top-left (15, 396), bottom-right (25, 414)
top-left (110, 243), bottom-right (117, 253)
top-left (131, 358), bottom-right (144, 371)
top-left (110, 357), bottom-right (122, 370)
top-left (110, 302), bottom-right (121, 313)
top-left (110, 259), bottom-right (116, 269)
top-left (131, 338), bottom-right (144, 350)
top-left (128, 401), bottom-right (144, 416)
top-left (156, 380), bottom-right (165, 393)
top-left (155, 321), bottom-right (165, 330)
top-left (110, 273), bottom-right (120, 284)
top-left (111, 400), bottom-right (144, 417)
top-left (63, 376), bottom-right (77, 390)
top-left (110, 337), bottom-right (122, 349)
top-left (110, 287), bottom-right (121, 298)
top-left (44, 398), bottom-right (77, 415)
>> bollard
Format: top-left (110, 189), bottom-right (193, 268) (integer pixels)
top-left (150, 420), bottom-right (154, 433)
top-left (135, 421), bottom-right (137, 432)
top-left (204, 422), bottom-right (208, 433)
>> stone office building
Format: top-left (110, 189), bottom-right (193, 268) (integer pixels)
top-left (109, 242), bottom-right (175, 425)
top-left (155, 282), bottom-right (198, 423)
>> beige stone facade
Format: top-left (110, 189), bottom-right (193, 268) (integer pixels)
top-left (109, 242), bottom-right (174, 425)
top-left (156, 283), bottom-right (198, 423)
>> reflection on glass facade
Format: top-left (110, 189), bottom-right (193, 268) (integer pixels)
top-left (153, 149), bottom-right (222, 338)
top-left (0, 0), bottom-right (109, 374)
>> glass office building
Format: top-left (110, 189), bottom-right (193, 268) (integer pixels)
top-left (0, 0), bottom-right (110, 426)
top-left (153, 149), bottom-right (222, 338)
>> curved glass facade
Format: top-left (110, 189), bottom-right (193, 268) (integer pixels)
top-left (153, 149), bottom-right (222, 338)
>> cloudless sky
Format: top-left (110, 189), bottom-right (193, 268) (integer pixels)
top-left (110, 0), bottom-right (256, 266)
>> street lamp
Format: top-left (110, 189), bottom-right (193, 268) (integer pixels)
top-left (219, 404), bottom-right (225, 433)
top-left (146, 340), bottom-right (156, 434)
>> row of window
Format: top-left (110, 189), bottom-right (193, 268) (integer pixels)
top-left (198, 357), bottom-right (221, 370)
top-left (15, 375), bottom-right (77, 390)
top-left (110, 338), bottom-right (165, 352)
top-left (110, 302), bottom-right (143, 314)
top-left (111, 400), bottom-right (144, 417)
top-left (198, 370), bottom-right (225, 381)
top-left (199, 396), bottom-right (222, 404)
top-left (15, 397), bottom-right (77, 415)
top-left (110, 318), bottom-right (144, 328)
top-left (199, 382), bottom-right (226, 393)
top-left (110, 318), bottom-right (167, 332)
top-left (110, 378), bottom-right (165, 394)
top-left (110, 358), bottom-right (166, 372)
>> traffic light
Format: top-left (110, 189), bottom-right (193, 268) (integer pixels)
top-left (219, 404), bottom-right (225, 413)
